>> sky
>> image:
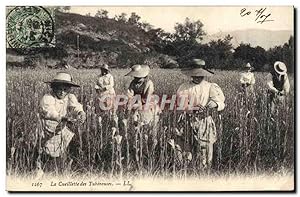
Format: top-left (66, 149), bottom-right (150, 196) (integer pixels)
top-left (70, 6), bottom-right (294, 34)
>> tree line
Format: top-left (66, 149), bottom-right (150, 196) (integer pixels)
top-left (85, 9), bottom-right (294, 72)
top-left (152, 17), bottom-right (294, 72)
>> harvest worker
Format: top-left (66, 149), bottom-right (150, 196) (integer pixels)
top-left (95, 64), bottom-right (117, 124)
top-left (240, 62), bottom-right (255, 96)
top-left (177, 59), bottom-right (225, 169)
top-left (125, 64), bottom-right (160, 151)
top-left (39, 72), bottom-right (86, 170)
top-left (267, 61), bottom-right (290, 112)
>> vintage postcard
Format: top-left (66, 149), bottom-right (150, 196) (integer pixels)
top-left (6, 6), bottom-right (294, 192)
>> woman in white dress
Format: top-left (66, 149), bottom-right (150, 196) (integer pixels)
top-left (39, 72), bottom-right (86, 172)
top-left (177, 59), bottom-right (225, 169)
top-left (94, 64), bottom-right (118, 127)
top-left (95, 64), bottom-right (116, 113)
top-left (125, 64), bottom-right (160, 151)
top-left (240, 62), bottom-right (255, 96)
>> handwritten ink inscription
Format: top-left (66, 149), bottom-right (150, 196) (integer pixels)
top-left (240, 7), bottom-right (274, 24)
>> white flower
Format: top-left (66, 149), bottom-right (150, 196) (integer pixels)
top-left (133, 115), bottom-right (138, 122)
top-left (10, 147), bottom-right (15, 157)
top-left (168, 139), bottom-right (175, 149)
top-left (113, 115), bottom-right (119, 124)
top-left (98, 116), bottom-right (102, 124)
top-left (122, 119), bottom-right (128, 127)
top-left (175, 128), bottom-right (183, 136)
top-left (112, 127), bottom-right (117, 137)
top-left (246, 110), bottom-right (251, 118)
top-left (115, 135), bottom-right (122, 144)
top-left (175, 144), bottom-right (182, 152)
top-left (187, 152), bottom-right (192, 161)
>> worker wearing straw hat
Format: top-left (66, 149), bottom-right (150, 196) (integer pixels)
top-left (125, 64), bottom-right (160, 151)
top-left (240, 62), bottom-right (255, 96)
top-left (267, 61), bottom-right (290, 112)
top-left (95, 64), bottom-right (116, 117)
top-left (38, 72), bottom-right (86, 167)
top-left (176, 59), bottom-right (225, 169)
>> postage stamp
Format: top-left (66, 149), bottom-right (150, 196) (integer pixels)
top-left (6, 6), bottom-right (55, 49)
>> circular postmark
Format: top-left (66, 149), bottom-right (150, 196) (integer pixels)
top-left (6, 6), bottom-right (55, 49)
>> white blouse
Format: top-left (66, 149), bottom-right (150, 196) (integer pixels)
top-left (176, 80), bottom-right (225, 143)
top-left (266, 73), bottom-right (290, 95)
top-left (240, 72), bottom-right (255, 85)
top-left (176, 80), bottom-right (225, 111)
top-left (95, 73), bottom-right (115, 93)
top-left (40, 93), bottom-right (84, 133)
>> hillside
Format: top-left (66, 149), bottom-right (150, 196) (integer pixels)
top-left (56, 12), bottom-right (152, 53)
top-left (7, 11), bottom-right (177, 69)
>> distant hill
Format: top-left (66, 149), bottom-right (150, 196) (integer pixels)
top-left (203, 29), bottom-right (293, 50)
top-left (6, 11), bottom-right (179, 69)
top-left (53, 11), bottom-right (159, 68)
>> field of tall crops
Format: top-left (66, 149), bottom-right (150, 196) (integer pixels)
top-left (6, 68), bottom-right (294, 179)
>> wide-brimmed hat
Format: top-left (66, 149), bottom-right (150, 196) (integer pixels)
top-left (100, 64), bottom-right (110, 72)
top-left (45, 72), bottom-right (80, 87)
top-left (274, 61), bottom-right (287, 75)
top-left (182, 67), bottom-right (213, 77)
top-left (192, 59), bottom-right (206, 67)
top-left (125, 64), bottom-right (150, 78)
top-left (245, 63), bottom-right (252, 68)
top-left (182, 58), bottom-right (213, 77)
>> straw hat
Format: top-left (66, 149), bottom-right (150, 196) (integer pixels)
top-left (192, 59), bottom-right (206, 66)
top-left (182, 68), bottom-right (213, 77)
top-left (125, 65), bottom-right (150, 78)
top-left (245, 63), bottom-right (252, 68)
top-left (182, 58), bottom-right (214, 77)
top-left (100, 64), bottom-right (110, 72)
top-left (274, 61), bottom-right (287, 75)
top-left (45, 72), bottom-right (80, 87)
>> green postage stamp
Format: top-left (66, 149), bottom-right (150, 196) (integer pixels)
top-left (6, 6), bottom-right (55, 48)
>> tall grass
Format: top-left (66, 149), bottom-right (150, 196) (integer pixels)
top-left (6, 68), bottom-right (294, 178)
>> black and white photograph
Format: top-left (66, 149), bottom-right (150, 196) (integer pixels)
top-left (5, 5), bottom-right (295, 191)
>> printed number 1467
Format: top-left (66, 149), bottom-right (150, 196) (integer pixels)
top-left (32, 182), bottom-right (43, 187)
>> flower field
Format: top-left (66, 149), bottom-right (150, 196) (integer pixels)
top-left (6, 68), bottom-right (294, 178)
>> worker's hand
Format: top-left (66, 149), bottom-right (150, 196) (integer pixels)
top-left (278, 91), bottom-right (284, 96)
top-left (128, 100), bottom-right (143, 110)
top-left (61, 116), bottom-right (71, 122)
top-left (197, 105), bottom-right (207, 112)
top-left (206, 100), bottom-right (218, 109)
top-left (77, 111), bottom-right (86, 124)
top-left (273, 89), bottom-right (279, 94)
